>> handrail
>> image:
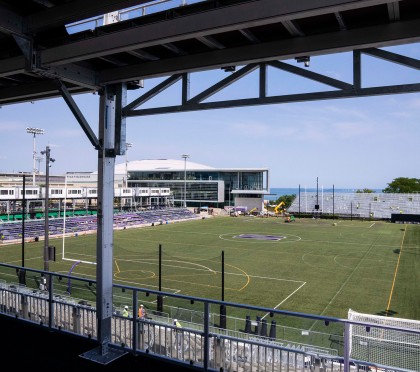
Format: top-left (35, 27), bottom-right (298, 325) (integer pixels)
top-left (0, 262), bottom-right (418, 372)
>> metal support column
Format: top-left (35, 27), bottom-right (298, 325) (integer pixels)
top-left (80, 84), bottom-right (127, 364)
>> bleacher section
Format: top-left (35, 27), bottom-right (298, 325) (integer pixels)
top-left (0, 208), bottom-right (198, 242)
top-left (288, 192), bottom-right (420, 220)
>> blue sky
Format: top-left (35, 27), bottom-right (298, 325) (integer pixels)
top-left (1, 43), bottom-right (419, 190)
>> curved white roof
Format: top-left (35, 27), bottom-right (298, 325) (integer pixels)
top-left (114, 159), bottom-right (214, 174)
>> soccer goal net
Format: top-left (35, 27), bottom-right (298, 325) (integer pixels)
top-left (348, 309), bottom-right (420, 371)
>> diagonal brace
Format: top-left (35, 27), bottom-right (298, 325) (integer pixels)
top-left (55, 79), bottom-right (100, 149)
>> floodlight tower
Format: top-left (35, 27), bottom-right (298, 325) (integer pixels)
top-left (125, 142), bottom-right (133, 188)
top-left (181, 154), bottom-right (190, 207)
top-left (26, 127), bottom-right (44, 185)
top-left (40, 146), bottom-right (55, 273)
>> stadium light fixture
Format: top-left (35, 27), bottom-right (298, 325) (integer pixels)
top-left (26, 127), bottom-right (44, 185)
top-left (295, 56), bottom-right (310, 67)
top-left (221, 65), bottom-right (236, 72)
top-left (181, 154), bottom-right (190, 208)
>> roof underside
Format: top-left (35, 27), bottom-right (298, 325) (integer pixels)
top-left (1, 0), bottom-right (419, 106)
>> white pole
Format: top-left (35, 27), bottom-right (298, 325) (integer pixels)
top-left (26, 127), bottom-right (44, 186)
top-left (181, 154), bottom-right (190, 208)
top-left (125, 142), bottom-right (132, 188)
top-left (62, 175), bottom-right (67, 259)
top-left (32, 134), bottom-right (36, 185)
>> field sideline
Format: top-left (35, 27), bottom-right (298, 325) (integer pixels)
top-left (1, 215), bottom-right (419, 323)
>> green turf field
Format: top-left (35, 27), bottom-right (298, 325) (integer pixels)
top-left (1, 216), bottom-right (419, 324)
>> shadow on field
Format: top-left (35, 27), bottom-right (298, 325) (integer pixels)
top-left (376, 309), bottom-right (397, 316)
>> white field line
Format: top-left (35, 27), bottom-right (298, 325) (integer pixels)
top-left (309, 237), bottom-right (379, 331)
top-left (6, 256), bottom-right (43, 265)
top-left (6, 254), bottom-right (306, 313)
top-left (116, 258), bottom-right (306, 309)
top-left (114, 259), bottom-right (305, 284)
top-left (262, 282), bottom-right (306, 320)
top-left (219, 232), bottom-right (301, 243)
top-left (226, 271), bottom-right (305, 284)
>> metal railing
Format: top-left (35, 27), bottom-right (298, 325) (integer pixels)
top-left (0, 263), bottom-right (418, 372)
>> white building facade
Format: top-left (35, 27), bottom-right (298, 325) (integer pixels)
top-left (118, 159), bottom-right (270, 211)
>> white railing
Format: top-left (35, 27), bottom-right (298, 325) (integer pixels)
top-left (0, 268), bottom-right (418, 372)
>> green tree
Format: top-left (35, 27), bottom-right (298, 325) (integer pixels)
top-left (272, 194), bottom-right (296, 209)
top-left (356, 189), bottom-right (375, 193)
top-left (382, 177), bottom-right (420, 193)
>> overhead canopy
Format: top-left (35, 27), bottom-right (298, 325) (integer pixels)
top-left (1, 0), bottom-right (419, 107)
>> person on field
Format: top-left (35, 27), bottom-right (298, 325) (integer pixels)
top-left (122, 305), bottom-right (129, 317)
top-left (138, 304), bottom-right (147, 318)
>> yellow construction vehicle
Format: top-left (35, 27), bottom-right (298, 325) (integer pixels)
top-left (249, 207), bottom-right (259, 216)
top-left (274, 201), bottom-right (285, 215)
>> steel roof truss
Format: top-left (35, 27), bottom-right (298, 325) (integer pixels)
top-left (56, 79), bottom-right (100, 149)
top-left (196, 36), bottom-right (226, 50)
top-left (267, 60), bottom-right (353, 90)
top-left (189, 63), bottom-right (259, 104)
top-left (12, 35), bottom-right (34, 71)
top-left (0, 80), bottom-right (88, 105)
top-left (49, 64), bottom-right (99, 90)
top-left (97, 19), bottom-right (420, 86)
top-left (282, 20), bottom-right (305, 37)
top-left (387, 2), bottom-right (400, 22)
top-left (182, 73), bottom-right (190, 105)
top-left (353, 50), bottom-right (361, 89)
top-left (124, 49), bottom-right (420, 117)
top-left (334, 11), bottom-right (347, 31)
top-left (125, 82), bottom-right (420, 117)
top-left (362, 48), bottom-right (420, 70)
top-left (239, 28), bottom-right (260, 44)
top-left (123, 73), bottom-right (183, 111)
top-left (127, 49), bottom-right (159, 61)
top-left (0, 4), bottom-right (23, 35)
top-left (40, 0), bottom-right (405, 67)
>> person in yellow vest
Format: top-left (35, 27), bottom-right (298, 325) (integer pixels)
top-left (122, 305), bottom-right (129, 317)
top-left (173, 318), bottom-right (183, 351)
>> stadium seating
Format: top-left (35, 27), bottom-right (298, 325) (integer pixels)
top-left (288, 192), bottom-right (420, 219)
top-left (0, 208), bottom-right (198, 242)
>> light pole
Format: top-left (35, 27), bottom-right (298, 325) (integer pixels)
top-left (19, 174), bottom-right (27, 285)
top-left (26, 127), bottom-right (44, 186)
top-left (125, 142), bottom-right (133, 188)
top-left (181, 154), bottom-right (190, 208)
top-left (40, 146), bottom-right (55, 273)
top-left (35, 155), bottom-right (44, 176)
